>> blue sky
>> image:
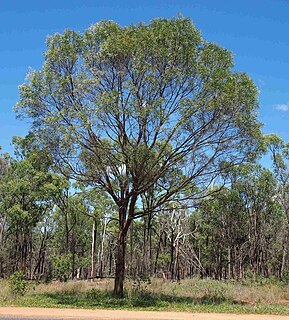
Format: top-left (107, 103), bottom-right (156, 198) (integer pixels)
top-left (1, 0), bottom-right (289, 154)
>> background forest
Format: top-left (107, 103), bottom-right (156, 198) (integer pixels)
top-left (1, 134), bottom-right (289, 285)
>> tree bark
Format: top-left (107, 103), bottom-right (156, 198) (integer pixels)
top-left (113, 230), bottom-right (127, 296)
top-left (113, 195), bottom-right (136, 296)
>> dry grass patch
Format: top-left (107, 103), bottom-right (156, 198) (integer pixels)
top-left (0, 280), bottom-right (11, 299)
top-left (34, 279), bottom-right (111, 294)
top-left (127, 278), bottom-right (289, 305)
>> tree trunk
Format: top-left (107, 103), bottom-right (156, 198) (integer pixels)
top-left (228, 247), bottom-right (231, 279)
top-left (98, 219), bottom-right (107, 278)
top-left (170, 230), bottom-right (174, 280)
top-left (143, 220), bottom-right (147, 275)
top-left (154, 231), bottom-right (162, 274)
top-left (113, 231), bottom-right (126, 296)
top-left (281, 228), bottom-right (288, 278)
top-left (175, 239), bottom-right (180, 282)
top-left (109, 241), bottom-right (113, 276)
top-left (113, 196), bottom-right (137, 296)
top-left (91, 220), bottom-right (97, 280)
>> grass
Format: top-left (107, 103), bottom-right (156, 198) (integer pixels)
top-left (0, 278), bottom-right (289, 315)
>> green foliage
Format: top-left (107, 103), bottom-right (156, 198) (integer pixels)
top-left (15, 16), bottom-right (262, 208)
top-left (53, 255), bottom-right (72, 282)
top-left (8, 271), bottom-right (28, 296)
top-left (0, 141), bottom-right (65, 275)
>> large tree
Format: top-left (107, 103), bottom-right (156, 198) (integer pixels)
top-left (15, 17), bottom-right (261, 295)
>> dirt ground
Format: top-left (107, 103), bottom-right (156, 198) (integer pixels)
top-left (0, 307), bottom-right (289, 320)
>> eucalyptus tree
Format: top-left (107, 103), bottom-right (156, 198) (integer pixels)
top-left (15, 17), bottom-right (261, 295)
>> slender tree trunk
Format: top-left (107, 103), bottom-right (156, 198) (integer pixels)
top-left (170, 230), bottom-right (174, 280)
top-left (175, 239), bottom-right (180, 282)
top-left (148, 213), bottom-right (153, 275)
top-left (228, 247), bottom-right (231, 279)
top-left (109, 241), bottom-right (113, 276)
top-left (0, 216), bottom-right (6, 256)
top-left (98, 219), bottom-right (107, 278)
top-left (91, 220), bottom-right (97, 280)
top-left (154, 232), bottom-right (162, 274)
top-left (65, 210), bottom-right (69, 254)
top-left (281, 229), bottom-right (288, 278)
top-left (129, 222), bottom-right (133, 276)
top-left (29, 236), bottom-right (33, 279)
top-left (142, 219), bottom-right (147, 275)
top-left (34, 229), bottom-right (47, 279)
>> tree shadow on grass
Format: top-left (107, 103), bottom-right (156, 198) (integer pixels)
top-left (42, 289), bottom-right (236, 309)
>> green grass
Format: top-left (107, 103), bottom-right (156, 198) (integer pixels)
top-left (0, 278), bottom-right (289, 315)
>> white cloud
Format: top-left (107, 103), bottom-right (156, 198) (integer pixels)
top-left (274, 103), bottom-right (289, 112)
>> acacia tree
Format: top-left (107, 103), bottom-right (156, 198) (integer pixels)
top-left (15, 17), bottom-right (261, 295)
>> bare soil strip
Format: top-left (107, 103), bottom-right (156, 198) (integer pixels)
top-left (0, 307), bottom-right (289, 320)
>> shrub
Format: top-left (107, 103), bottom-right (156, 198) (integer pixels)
top-left (8, 271), bottom-right (28, 296)
top-left (132, 275), bottom-right (151, 292)
top-left (53, 255), bottom-right (72, 282)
